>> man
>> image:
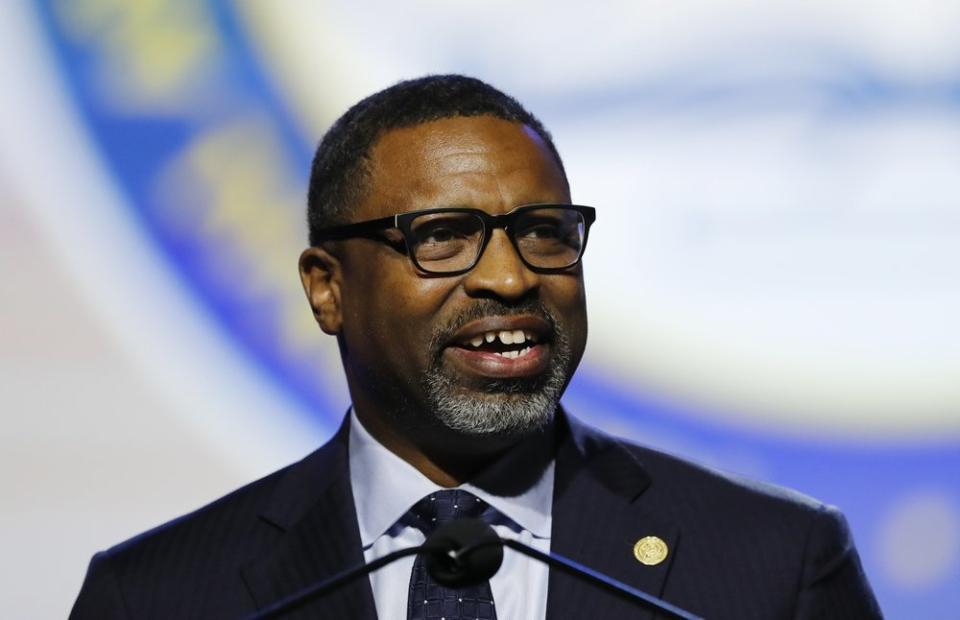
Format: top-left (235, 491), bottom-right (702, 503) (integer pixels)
top-left (71, 75), bottom-right (882, 619)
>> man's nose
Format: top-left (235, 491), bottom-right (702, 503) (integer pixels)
top-left (462, 229), bottom-right (540, 301)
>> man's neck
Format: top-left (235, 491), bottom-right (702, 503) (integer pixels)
top-left (353, 407), bottom-right (554, 488)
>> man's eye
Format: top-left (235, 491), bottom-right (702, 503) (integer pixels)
top-left (420, 227), bottom-right (459, 244)
top-left (413, 217), bottom-right (481, 244)
top-left (521, 224), bottom-right (563, 239)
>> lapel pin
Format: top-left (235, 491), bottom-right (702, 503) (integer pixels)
top-left (633, 535), bottom-right (669, 566)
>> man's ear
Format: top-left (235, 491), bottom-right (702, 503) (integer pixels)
top-left (299, 246), bottom-right (343, 335)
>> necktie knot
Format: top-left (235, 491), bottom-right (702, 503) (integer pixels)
top-left (409, 489), bottom-right (488, 535)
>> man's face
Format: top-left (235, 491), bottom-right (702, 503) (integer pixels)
top-left (322, 116), bottom-right (587, 441)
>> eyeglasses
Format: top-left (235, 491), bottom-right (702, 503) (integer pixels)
top-left (313, 204), bottom-right (596, 275)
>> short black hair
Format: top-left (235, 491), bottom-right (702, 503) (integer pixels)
top-left (306, 74), bottom-right (566, 246)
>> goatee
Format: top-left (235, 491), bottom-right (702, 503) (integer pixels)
top-left (420, 299), bottom-right (573, 436)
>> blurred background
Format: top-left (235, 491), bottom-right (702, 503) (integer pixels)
top-left (2, 1), bottom-right (958, 617)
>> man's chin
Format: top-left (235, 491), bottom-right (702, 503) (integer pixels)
top-left (475, 375), bottom-right (551, 395)
top-left (422, 381), bottom-right (559, 437)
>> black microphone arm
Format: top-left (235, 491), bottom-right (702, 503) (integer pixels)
top-left (465, 536), bottom-right (702, 620)
top-left (246, 518), bottom-right (702, 620)
top-left (246, 545), bottom-right (423, 619)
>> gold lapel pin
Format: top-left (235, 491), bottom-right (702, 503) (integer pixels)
top-left (633, 535), bottom-right (669, 566)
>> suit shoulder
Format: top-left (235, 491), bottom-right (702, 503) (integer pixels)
top-left (636, 440), bottom-right (821, 508)
top-left (556, 411), bottom-right (836, 542)
top-left (70, 463), bottom-right (294, 619)
top-left (568, 416), bottom-right (826, 517)
top-left (72, 432), bottom-right (351, 618)
top-left (100, 459), bottom-right (294, 568)
top-left (616, 440), bottom-right (880, 617)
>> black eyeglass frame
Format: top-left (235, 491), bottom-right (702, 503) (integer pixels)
top-left (312, 203), bottom-right (597, 275)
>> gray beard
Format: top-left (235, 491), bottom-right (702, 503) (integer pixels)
top-left (419, 302), bottom-right (573, 437)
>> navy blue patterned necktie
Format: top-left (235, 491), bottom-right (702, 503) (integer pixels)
top-left (407, 489), bottom-right (498, 620)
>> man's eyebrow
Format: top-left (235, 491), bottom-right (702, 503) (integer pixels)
top-left (402, 205), bottom-right (477, 216)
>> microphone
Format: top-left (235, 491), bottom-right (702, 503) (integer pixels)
top-left (429, 519), bottom-right (703, 620)
top-left (421, 518), bottom-right (503, 587)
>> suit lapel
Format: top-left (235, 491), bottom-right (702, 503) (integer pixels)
top-left (241, 417), bottom-right (377, 619)
top-left (547, 412), bottom-right (680, 619)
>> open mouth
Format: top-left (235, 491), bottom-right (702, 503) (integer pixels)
top-left (459, 329), bottom-right (540, 359)
top-left (443, 316), bottom-right (553, 379)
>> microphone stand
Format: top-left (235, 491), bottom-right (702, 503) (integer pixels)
top-left (246, 522), bottom-right (702, 620)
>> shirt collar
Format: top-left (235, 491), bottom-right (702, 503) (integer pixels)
top-left (348, 408), bottom-right (554, 548)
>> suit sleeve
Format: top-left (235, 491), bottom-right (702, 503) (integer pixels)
top-left (69, 552), bottom-right (129, 620)
top-left (794, 505), bottom-right (883, 619)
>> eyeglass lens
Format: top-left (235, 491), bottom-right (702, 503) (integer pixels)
top-left (408, 207), bottom-right (586, 273)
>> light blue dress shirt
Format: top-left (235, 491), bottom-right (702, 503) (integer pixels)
top-left (348, 409), bottom-right (554, 620)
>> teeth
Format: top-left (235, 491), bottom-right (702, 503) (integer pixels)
top-left (467, 330), bottom-right (539, 347)
top-left (495, 347), bottom-right (533, 359)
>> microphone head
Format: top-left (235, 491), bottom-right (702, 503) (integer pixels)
top-left (422, 518), bottom-right (504, 588)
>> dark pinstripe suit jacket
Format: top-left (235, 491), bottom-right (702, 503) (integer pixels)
top-left (70, 412), bottom-right (882, 619)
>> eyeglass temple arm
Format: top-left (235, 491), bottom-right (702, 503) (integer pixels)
top-left (312, 215), bottom-right (400, 243)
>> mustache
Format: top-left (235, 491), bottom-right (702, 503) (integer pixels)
top-left (429, 298), bottom-right (558, 354)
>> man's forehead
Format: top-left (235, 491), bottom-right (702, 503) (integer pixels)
top-left (360, 115), bottom-right (567, 214)
top-left (371, 116), bottom-right (545, 167)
